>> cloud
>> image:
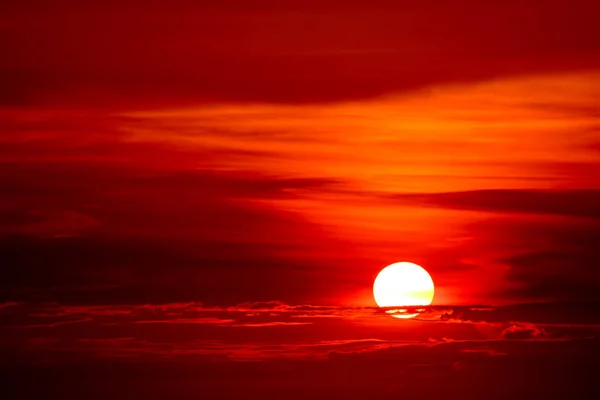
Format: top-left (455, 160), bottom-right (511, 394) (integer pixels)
top-left (13, 210), bottom-right (100, 238)
top-left (0, 301), bottom-right (21, 312)
top-left (230, 301), bottom-right (291, 311)
top-left (498, 221), bottom-right (600, 302)
top-left (460, 349), bottom-right (508, 357)
top-left (133, 318), bottom-right (235, 325)
top-left (502, 323), bottom-right (544, 339)
top-left (3, 296), bottom-right (600, 398)
top-left (5, 336), bottom-right (600, 400)
top-left (226, 322), bottom-right (313, 328)
top-left (9, 316), bottom-right (93, 329)
top-left (395, 189), bottom-right (600, 220)
top-left (434, 302), bottom-right (600, 326)
top-left (0, 164), bottom-right (351, 305)
top-left (5, 301), bottom-right (600, 335)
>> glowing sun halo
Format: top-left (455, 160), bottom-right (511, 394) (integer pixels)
top-left (373, 262), bottom-right (435, 319)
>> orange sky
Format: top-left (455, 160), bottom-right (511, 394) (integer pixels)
top-left (2, 71), bottom-right (600, 306)
top-left (1, 0), bottom-right (600, 308)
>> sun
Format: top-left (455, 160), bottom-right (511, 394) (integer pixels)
top-left (373, 262), bottom-right (435, 319)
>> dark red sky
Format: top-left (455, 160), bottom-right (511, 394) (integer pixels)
top-left (1, 1), bottom-right (600, 398)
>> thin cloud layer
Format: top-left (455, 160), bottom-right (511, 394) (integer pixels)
top-left (2, 299), bottom-right (599, 400)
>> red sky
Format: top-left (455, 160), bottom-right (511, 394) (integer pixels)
top-left (1, 1), bottom-right (600, 398)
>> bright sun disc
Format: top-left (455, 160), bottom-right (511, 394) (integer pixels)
top-left (373, 262), bottom-right (435, 319)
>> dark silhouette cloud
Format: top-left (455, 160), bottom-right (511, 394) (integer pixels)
top-left (502, 323), bottom-right (544, 339)
top-left (2, 300), bottom-right (599, 399)
top-left (396, 189), bottom-right (600, 220)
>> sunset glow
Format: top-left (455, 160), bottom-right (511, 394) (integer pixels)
top-left (2, 1), bottom-right (600, 398)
